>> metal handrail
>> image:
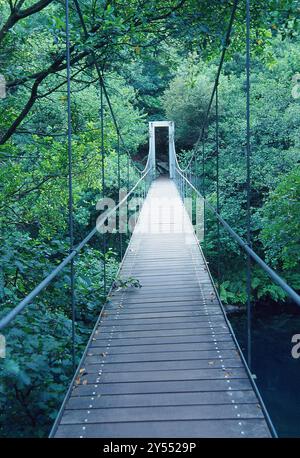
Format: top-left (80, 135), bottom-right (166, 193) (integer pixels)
top-left (0, 167), bottom-right (153, 330)
top-left (175, 167), bottom-right (300, 308)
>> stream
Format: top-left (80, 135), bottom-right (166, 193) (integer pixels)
top-left (229, 302), bottom-right (300, 437)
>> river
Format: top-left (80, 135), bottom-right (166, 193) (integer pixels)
top-left (229, 302), bottom-right (300, 437)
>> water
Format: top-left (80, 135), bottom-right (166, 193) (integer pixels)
top-left (229, 303), bottom-right (300, 437)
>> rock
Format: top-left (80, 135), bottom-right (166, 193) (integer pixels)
top-left (224, 304), bottom-right (245, 314)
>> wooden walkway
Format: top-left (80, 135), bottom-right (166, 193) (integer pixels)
top-left (51, 177), bottom-right (271, 438)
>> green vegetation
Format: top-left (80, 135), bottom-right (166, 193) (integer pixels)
top-left (0, 0), bottom-right (299, 437)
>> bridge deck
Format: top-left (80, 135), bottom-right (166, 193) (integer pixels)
top-left (52, 177), bottom-right (271, 438)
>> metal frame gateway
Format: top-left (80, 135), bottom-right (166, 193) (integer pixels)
top-left (148, 121), bottom-right (176, 179)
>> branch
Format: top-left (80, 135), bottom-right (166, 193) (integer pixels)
top-left (1, 77), bottom-right (41, 144)
top-left (0, 53), bottom-right (91, 143)
top-left (0, 0), bottom-right (54, 44)
top-left (1, 0), bottom-right (188, 144)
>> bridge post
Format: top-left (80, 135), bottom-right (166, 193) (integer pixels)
top-left (148, 120), bottom-right (175, 179)
top-left (149, 122), bottom-right (156, 176)
top-left (168, 121), bottom-right (175, 179)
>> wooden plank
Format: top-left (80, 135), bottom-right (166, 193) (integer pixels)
top-left (60, 404), bottom-right (264, 425)
top-left (83, 358), bottom-right (244, 373)
top-left (55, 419), bottom-right (271, 438)
top-left (88, 342), bottom-right (237, 354)
top-left (66, 390), bottom-right (257, 410)
top-left (97, 328), bottom-right (229, 339)
top-left (98, 321), bottom-right (228, 332)
top-left (80, 368), bottom-right (248, 384)
top-left (99, 317), bottom-right (227, 328)
top-left (85, 349), bottom-right (239, 364)
top-left (101, 312), bottom-right (224, 323)
top-left (105, 306), bottom-right (223, 314)
top-left (70, 378), bottom-right (254, 397)
top-left (92, 335), bottom-right (233, 348)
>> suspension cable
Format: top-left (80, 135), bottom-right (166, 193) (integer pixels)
top-left (117, 134), bottom-right (123, 260)
top-left (100, 83), bottom-right (107, 294)
top-left (216, 84), bottom-right (221, 293)
top-left (66, 0), bottom-right (76, 372)
top-left (246, 0), bottom-right (252, 369)
top-left (0, 0), bottom-right (155, 333)
top-left (202, 140), bottom-right (205, 197)
top-left (202, 139), bottom-right (206, 249)
top-left (127, 147), bottom-right (130, 190)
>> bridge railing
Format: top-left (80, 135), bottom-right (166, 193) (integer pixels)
top-left (0, 168), bottom-right (153, 328)
top-left (174, 167), bottom-right (300, 311)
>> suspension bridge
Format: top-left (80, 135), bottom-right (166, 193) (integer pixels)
top-left (1, 0), bottom-right (300, 439)
top-left (48, 121), bottom-right (274, 438)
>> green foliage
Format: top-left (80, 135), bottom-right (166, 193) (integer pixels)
top-left (0, 233), bottom-right (119, 436)
top-left (0, 309), bottom-right (75, 437)
top-left (261, 166), bottom-right (300, 274)
top-left (112, 276), bottom-right (142, 292)
top-left (163, 53), bottom-right (215, 147)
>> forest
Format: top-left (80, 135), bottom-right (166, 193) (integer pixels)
top-left (0, 0), bottom-right (299, 438)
